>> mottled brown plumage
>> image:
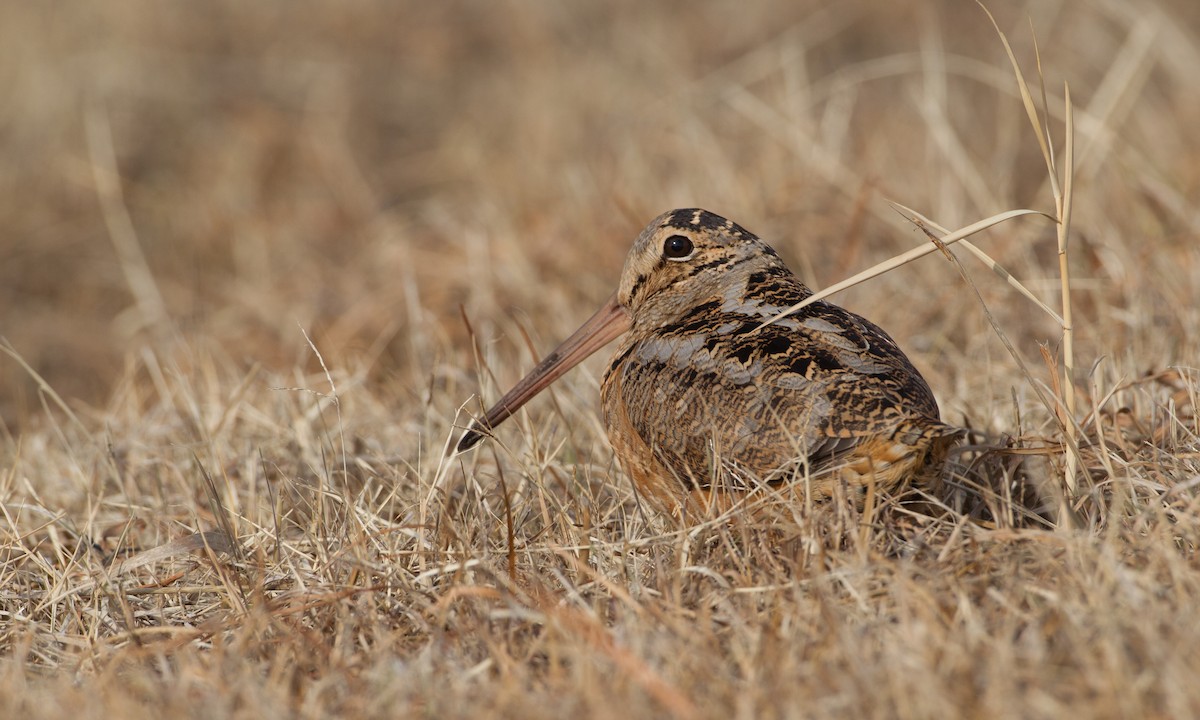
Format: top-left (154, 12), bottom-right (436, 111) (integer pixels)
top-left (458, 209), bottom-right (959, 516)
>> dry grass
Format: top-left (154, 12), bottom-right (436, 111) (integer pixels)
top-left (3, 1), bottom-right (1200, 717)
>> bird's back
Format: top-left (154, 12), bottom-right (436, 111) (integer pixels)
top-left (601, 256), bottom-right (947, 502)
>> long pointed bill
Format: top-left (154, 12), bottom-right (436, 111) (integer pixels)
top-left (457, 292), bottom-right (631, 452)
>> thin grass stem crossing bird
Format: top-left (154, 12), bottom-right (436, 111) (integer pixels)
top-left (457, 209), bottom-right (959, 517)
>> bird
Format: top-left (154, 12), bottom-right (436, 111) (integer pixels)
top-left (457, 208), bottom-right (959, 518)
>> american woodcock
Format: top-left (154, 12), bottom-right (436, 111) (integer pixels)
top-left (457, 209), bottom-right (959, 516)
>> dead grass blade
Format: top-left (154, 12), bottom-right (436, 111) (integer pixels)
top-left (194, 454), bottom-right (245, 565)
top-left (0, 339), bottom-right (90, 436)
top-left (757, 208), bottom-right (1052, 330)
top-left (977, 4), bottom-right (1060, 200)
top-left (83, 103), bottom-right (170, 336)
top-left (891, 204), bottom-right (1063, 325)
top-left (109, 531), bottom-right (238, 576)
top-left (980, 1), bottom-right (1082, 521)
top-left (1057, 86), bottom-right (1079, 502)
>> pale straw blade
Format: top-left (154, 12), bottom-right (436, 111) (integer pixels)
top-left (757, 208), bottom-right (1052, 330)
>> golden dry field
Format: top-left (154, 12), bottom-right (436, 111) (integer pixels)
top-left (3, 1), bottom-right (1200, 717)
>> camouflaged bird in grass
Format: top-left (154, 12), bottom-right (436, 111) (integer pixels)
top-left (458, 209), bottom-right (961, 517)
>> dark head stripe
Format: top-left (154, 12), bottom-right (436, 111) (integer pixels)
top-left (663, 208), bottom-right (755, 239)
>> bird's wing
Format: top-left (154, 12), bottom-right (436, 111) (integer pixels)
top-left (610, 289), bottom-right (943, 488)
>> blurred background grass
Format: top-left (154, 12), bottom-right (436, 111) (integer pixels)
top-left (4, 0), bottom-right (1197, 434)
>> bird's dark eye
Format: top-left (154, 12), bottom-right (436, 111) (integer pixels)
top-left (663, 235), bottom-right (694, 259)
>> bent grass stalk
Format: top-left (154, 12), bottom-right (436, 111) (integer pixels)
top-left (761, 6), bottom-right (1082, 527)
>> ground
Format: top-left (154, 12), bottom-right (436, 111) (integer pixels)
top-left (2, 1), bottom-right (1200, 718)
